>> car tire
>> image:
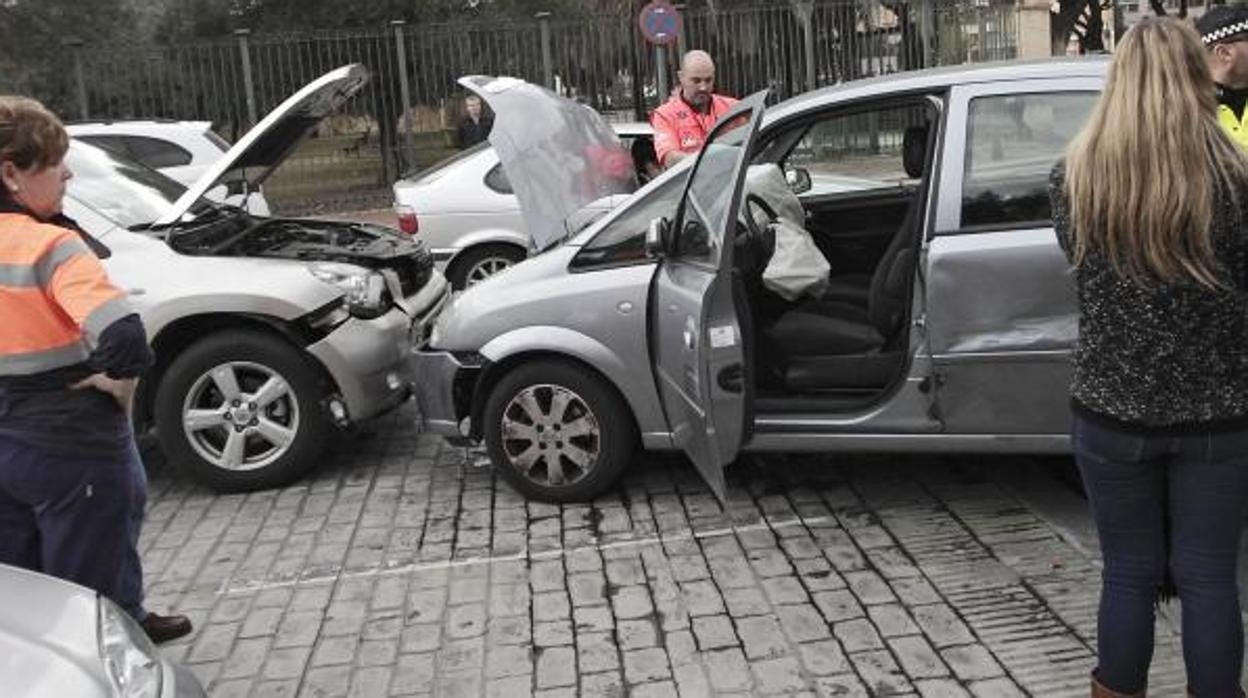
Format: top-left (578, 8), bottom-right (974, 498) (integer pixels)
top-left (447, 244), bottom-right (526, 290)
top-left (153, 330), bottom-right (330, 492)
top-left (483, 360), bottom-right (636, 502)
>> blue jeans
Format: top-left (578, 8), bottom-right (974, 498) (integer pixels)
top-left (1073, 415), bottom-right (1248, 697)
top-left (116, 440), bottom-right (148, 622)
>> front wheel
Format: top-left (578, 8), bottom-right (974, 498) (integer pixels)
top-left (482, 360), bottom-right (637, 502)
top-left (153, 330), bottom-right (330, 492)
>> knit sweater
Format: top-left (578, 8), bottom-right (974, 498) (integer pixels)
top-left (1048, 163), bottom-right (1248, 432)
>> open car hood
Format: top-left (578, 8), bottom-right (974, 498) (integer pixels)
top-left (155, 64), bottom-right (370, 226)
top-left (459, 75), bottom-right (638, 250)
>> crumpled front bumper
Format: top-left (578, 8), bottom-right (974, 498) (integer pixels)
top-left (411, 349), bottom-right (483, 445)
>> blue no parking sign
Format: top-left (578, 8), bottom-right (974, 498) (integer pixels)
top-left (639, 1), bottom-right (682, 46)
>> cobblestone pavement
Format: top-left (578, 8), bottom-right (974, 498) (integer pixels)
top-left (140, 405), bottom-right (1204, 698)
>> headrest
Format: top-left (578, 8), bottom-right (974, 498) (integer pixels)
top-left (744, 163), bottom-right (805, 226)
top-left (903, 125), bottom-right (929, 180)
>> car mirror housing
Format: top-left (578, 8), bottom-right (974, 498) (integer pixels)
top-left (785, 167), bottom-right (812, 195)
top-left (645, 217), bottom-right (671, 259)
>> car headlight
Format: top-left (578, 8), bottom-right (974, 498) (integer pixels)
top-left (308, 262), bottom-right (390, 319)
top-left (98, 597), bottom-right (162, 698)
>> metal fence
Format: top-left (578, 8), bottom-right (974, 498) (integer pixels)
top-left (40, 0), bottom-right (1017, 214)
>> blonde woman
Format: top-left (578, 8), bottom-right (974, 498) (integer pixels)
top-left (1050, 18), bottom-right (1248, 698)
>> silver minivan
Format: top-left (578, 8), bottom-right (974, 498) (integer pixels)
top-left (413, 59), bottom-right (1106, 502)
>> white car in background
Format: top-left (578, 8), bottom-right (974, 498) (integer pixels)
top-left (68, 120), bottom-right (272, 215)
top-left (392, 120), bottom-right (655, 288)
top-left (0, 564), bottom-right (205, 697)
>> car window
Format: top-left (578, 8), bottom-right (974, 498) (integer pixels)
top-left (65, 142), bottom-right (186, 229)
top-left (572, 172), bottom-right (687, 268)
top-left (786, 103), bottom-right (930, 195)
top-left (484, 163), bottom-right (513, 194)
top-left (409, 142), bottom-right (490, 182)
top-left (122, 136), bottom-right (194, 169)
top-left (961, 92), bottom-right (1097, 229)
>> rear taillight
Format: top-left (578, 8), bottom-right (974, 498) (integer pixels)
top-left (395, 204), bottom-right (419, 235)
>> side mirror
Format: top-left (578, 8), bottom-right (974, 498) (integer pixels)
top-left (785, 167), bottom-right (812, 195)
top-left (645, 217), bottom-right (671, 258)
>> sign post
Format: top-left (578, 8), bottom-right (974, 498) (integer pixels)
top-left (639, 1), bottom-right (682, 106)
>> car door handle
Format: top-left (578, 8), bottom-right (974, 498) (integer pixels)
top-left (717, 364), bottom-right (744, 393)
top-left (683, 330), bottom-right (694, 350)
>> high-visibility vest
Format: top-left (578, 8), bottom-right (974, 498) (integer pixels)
top-left (650, 93), bottom-right (739, 167)
top-left (0, 212), bottom-right (132, 376)
top-left (1219, 104), bottom-right (1248, 149)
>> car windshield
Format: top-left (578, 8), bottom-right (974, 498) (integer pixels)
top-left (65, 141), bottom-right (195, 229)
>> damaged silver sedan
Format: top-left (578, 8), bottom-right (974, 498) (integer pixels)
top-left (413, 58), bottom-right (1106, 502)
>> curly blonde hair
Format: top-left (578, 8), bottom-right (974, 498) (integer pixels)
top-left (0, 96), bottom-right (69, 172)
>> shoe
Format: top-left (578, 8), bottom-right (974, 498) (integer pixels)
top-left (1091, 672), bottom-right (1145, 698)
top-left (140, 612), bottom-right (192, 643)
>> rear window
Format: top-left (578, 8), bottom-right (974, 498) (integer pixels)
top-left (960, 92), bottom-right (1097, 229)
top-left (408, 142), bottom-right (490, 182)
top-left (122, 136), bottom-right (193, 169)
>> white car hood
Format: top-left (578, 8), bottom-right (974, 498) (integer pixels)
top-left (459, 75), bottom-right (638, 250)
top-left (155, 63), bottom-right (369, 226)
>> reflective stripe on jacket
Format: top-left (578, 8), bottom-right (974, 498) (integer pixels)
top-left (650, 93), bottom-right (739, 167)
top-left (1218, 105), bottom-right (1248, 149)
top-left (0, 212), bottom-right (132, 376)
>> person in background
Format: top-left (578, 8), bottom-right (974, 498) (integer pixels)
top-left (650, 49), bottom-right (738, 169)
top-left (1198, 5), bottom-right (1248, 148)
top-left (1049, 19), bottom-right (1248, 698)
top-left (455, 94), bottom-right (493, 149)
top-left (0, 96), bottom-right (191, 643)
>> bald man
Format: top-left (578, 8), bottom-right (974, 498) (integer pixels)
top-left (650, 50), bottom-right (739, 168)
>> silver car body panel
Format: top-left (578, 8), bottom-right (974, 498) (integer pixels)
top-left (415, 58), bottom-right (1110, 488)
top-left (0, 564), bottom-right (204, 698)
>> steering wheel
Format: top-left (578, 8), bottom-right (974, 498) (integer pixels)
top-left (743, 192), bottom-right (779, 240)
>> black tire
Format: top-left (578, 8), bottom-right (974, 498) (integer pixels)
top-left (153, 330), bottom-right (330, 492)
top-left (483, 360), bottom-right (637, 502)
top-left (447, 244), bottom-right (527, 290)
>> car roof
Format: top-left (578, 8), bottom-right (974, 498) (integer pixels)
top-left (66, 119), bottom-right (213, 133)
top-left (766, 56), bottom-right (1109, 123)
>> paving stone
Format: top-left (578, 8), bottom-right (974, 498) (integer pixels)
top-left (761, 576), bottom-right (809, 606)
top-left (530, 560), bottom-right (566, 592)
top-left (777, 603), bottom-right (832, 642)
top-left (967, 677), bottom-right (1027, 698)
top-left (569, 571), bottom-right (609, 607)
top-left (672, 662), bottom-right (713, 696)
top-left (682, 580), bottom-right (727, 617)
top-left (623, 647), bottom-right (672, 684)
top-left (252, 679), bottom-right (299, 698)
top-left (868, 604), bottom-right (922, 638)
top-left (844, 570), bottom-right (896, 606)
top-left (665, 629), bottom-right (699, 666)
top-left (434, 671), bottom-right (483, 698)
top-left (848, 649), bottom-right (913, 697)
top-left (301, 665), bottom-right (351, 697)
top-left (486, 675), bottom-right (534, 698)
top-left (668, 555), bottom-right (711, 583)
top-left (704, 647), bottom-right (754, 692)
top-left (941, 644), bottom-right (1005, 681)
top-left (752, 656), bottom-right (807, 694)
top-left (573, 604), bottom-right (615, 633)
top-left (888, 635), bottom-right (948, 679)
top-left (797, 638), bottom-right (850, 676)
top-left (833, 619), bottom-right (886, 653)
top-left (437, 637), bottom-right (484, 675)
top-left (389, 653), bottom-right (435, 694)
top-left (581, 671), bottom-right (626, 698)
top-left (915, 678), bottom-right (973, 698)
top-left (348, 666), bottom-right (392, 698)
top-left (812, 590), bottom-right (864, 623)
top-left (486, 643), bottom-right (533, 678)
top-left (445, 603), bottom-right (487, 639)
top-left (239, 607), bottom-right (284, 638)
top-left (813, 674), bottom-right (870, 697)
top-left (220, 637), bottom-right (269, 680)
top-left (311, 636), bottom-right (358, 667)
top-left (692, 614), bottom-right (739, 650)
top-left (187, 621), bottom-right (238, 663)
top-left (261, 646), bottom-right (312, 680)
top-left (618, 618), bottom-right (660, 649)
top-left (399, 623), bottom-right (442, 654)
top-left (606, 558), bottom-right (647, 586)
top-left (536, 646), bottom-right (576, 688)
top-left (533, 591), bottom-right (571, 622)
top-left (273, 610), bottom-right (321, 648)
top-left (487, 615), bottom-right (531, 646)
top-left (612, 585), bottom-right (655, 620)
top-left (890, 577), bottom-right (943, 606)
top-left (533, 620), bottom-right (573, 648)
top-left (736, 615), bottom-right (789, 660)
top-left (630, 680), bottom-right (680, 698)
top-left (578, 631), bottom-right (621, 673)
top-left (912, 605), bottom-right (977, 648)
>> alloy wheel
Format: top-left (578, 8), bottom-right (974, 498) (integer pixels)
top-left (499, 383), bottom-right (601, 487)
top-left (181, 361), bottom-right (300, 472)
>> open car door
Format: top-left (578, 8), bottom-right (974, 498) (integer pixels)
top-left (648, 92), bottom-right (768, 502)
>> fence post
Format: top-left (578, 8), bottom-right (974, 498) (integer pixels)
top-left (920, 0), bottom-right (937, 67)
top-left (64, 36), bottom-right (89, 120)
top-left (537, 12), bottom-right (554, 89)
top-left (392, 20), bottom-right (417, 175)
top-left (674, 3), bottom-right (688, 58)
top-left (792, 0), bottom-right (816, 91)
top-left (236, 29), bottom-right (259, 127)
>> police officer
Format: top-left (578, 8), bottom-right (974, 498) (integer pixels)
top-left (1197, 6), bottom-right (1248, 147)
top-left (650, 50), bottom-right (739, 169)
top-left (0, 96), bottom-right (190, 642)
